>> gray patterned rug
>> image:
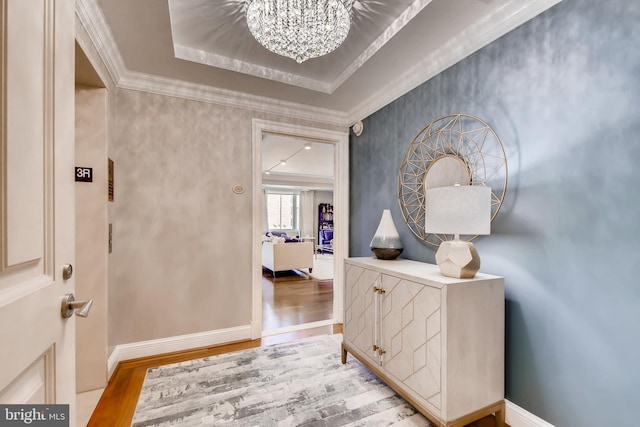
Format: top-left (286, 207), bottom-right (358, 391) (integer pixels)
top-left (132, 334), bottom-right (434, 426)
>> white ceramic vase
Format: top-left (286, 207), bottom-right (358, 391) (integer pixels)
top-left (370, 209), bottom-right (404, 260)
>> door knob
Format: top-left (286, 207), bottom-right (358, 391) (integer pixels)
top-left (61, 293), bottom-right (93, 318)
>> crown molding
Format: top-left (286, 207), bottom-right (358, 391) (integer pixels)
top-left (76, 0), bottom-right (561, 128)
top-left (75, 0), bottom-right (124, 89)
top-left (75, 17), bottom-right (114, 90)
top-left (263, 172), bottom-right (334, 190)
top-left (116, 69), bottom-right (349, 126)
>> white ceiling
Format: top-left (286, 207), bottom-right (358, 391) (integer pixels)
top-left (262, 135), bottom-right (335, 191)
top-left (76, 0), bottom-right (560, 127)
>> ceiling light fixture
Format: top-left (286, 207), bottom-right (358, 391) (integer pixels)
top-left (245, 0), bottom-right (355, 63)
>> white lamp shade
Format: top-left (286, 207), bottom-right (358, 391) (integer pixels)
top-left (425, 185), bottom-right (491, 235)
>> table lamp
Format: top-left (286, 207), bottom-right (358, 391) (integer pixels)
top-left (425, 184), bottom-right (491, 278)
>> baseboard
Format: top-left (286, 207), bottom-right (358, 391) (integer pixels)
top-left (506, 400), bottom-right (555, 427)
top-left (262, 319), bottom-right (335, 337)
top-left (107, 325), bottom-right (252, 378)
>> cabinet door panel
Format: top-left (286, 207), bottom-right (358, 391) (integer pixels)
top-left (344, 263), bottom-right (379, 365)
top-left (381, 274), bottom-right (442, 411)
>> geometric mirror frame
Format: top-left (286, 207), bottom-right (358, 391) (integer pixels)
top-left (398, 113), bottom-right (508, 247)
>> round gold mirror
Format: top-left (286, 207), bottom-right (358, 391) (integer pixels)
top-left (424, 155), bottom-right (470, 188)
top-left (398, 114), bottom-right (508, 247)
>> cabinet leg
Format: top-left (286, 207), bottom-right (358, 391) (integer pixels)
top-left (341, 343), bottom-right (347, 364)
top-left (495, 401), bottom-right (505, 427)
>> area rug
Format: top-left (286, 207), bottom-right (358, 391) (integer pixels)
top-left (309, 254), bottom-right (333, 281)
top-left (132, 335), bottom-right (433, 426)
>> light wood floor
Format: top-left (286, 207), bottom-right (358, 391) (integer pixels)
top-left (262, 268), bottom-right (333, 330)
top-left (86, 271), bottom-right (505, 427)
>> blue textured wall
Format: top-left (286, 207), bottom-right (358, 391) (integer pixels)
top-left (349, 1), bottom-right (640, 425)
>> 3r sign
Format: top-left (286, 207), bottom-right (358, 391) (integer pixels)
top-left (75, 167), bottom-right (93, 182)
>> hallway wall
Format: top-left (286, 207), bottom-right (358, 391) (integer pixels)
top-left (75, 87), bottom-right (108, 392)
top-left (349, 0), bottom-right (640, 425)
top-left (109, 88), bottom-right (344, 349)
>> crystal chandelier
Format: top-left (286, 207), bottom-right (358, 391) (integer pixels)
top-left (245, 0), bottom-right (355, 63)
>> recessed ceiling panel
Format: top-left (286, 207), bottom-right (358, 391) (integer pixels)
top-left (168, 0), bottom-right (427, 93)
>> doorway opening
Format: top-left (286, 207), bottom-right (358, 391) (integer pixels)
top-left (251, 120), bottom-right (349, 339)
top-left (261, 137), bottom-right (335, 332)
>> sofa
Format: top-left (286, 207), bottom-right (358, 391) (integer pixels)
top-left (262, 241), bottom-right (314, 277)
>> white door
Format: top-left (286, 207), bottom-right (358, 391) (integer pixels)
top-left (0, 0), bottom-right (76, 421)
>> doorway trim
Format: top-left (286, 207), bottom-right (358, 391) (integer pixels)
top-left (251, 119), bottom-right (349, 339)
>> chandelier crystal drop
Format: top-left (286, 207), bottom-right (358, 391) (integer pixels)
top-left (245, 0), bottom-right (355, 63)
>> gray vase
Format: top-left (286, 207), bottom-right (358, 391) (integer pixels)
top-left (370, 209), bottom-right (404, 260)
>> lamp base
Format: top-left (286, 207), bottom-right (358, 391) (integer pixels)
top-left (435, 239), bottom-right (481, 279)
top-left (371, 247), bottom-right (403, 260)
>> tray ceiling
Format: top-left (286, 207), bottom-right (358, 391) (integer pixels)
top-left (77, 0), bottom-right (561, 126)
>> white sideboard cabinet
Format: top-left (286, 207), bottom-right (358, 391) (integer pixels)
top-left (342, 257), bottom-right (505, 427)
